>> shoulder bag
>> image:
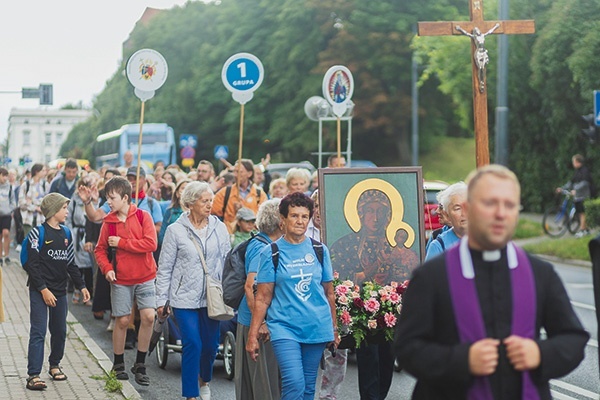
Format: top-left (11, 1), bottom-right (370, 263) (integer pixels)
top-left (188, 229), bottom-right (235, 321)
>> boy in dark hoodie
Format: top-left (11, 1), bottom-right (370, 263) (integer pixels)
top-left (25, 193), bottom-right (90, 391)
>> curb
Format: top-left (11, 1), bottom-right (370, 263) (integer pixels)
top-left (67, 312), bottom-right (141, 400)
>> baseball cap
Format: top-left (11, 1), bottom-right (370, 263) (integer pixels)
top-left (236, 207), bottom-right (256, 221)
top-left (126, 166), bottom-right (146, 178)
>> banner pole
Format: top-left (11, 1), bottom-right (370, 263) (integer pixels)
top-left (135, 101), bottom-right (145, 205)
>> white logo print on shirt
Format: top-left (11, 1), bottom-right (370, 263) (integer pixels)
top-left (290, 253), bottom-right (316, 302)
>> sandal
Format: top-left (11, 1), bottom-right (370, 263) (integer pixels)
top-left (26, 375), bottom-right (47, 390)
top-left (49, 365), bottom-right (67, 381)
top-left (111, 363), bottom-right (129, 380)
top-left (131, 363), bottom-right (150, 386)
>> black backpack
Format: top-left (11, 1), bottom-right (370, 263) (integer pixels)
top-left (222, 236), bottom-right (324, 309)
top-left (222, 233), bottom-right (270, 309)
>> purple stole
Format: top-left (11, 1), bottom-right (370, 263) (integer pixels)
top-left (445, 239), bottom-right (540, 400)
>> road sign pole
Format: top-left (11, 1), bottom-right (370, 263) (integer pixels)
top-left (594, 90), bottom-right (600, 126)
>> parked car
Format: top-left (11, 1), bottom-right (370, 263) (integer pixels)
top-left (423, 180), bottom-right (449, 238)
top-left (348, 159), bottom-right (377, 168)
top-left (266, 161), bottom-right (316, 178)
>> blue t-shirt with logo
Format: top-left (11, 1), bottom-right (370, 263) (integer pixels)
top-left (237, 232), bottom-right (271, 327)
top-left (256, 236), bottom-right (334, 344)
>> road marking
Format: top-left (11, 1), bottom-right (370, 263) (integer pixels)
top-left (551, 379), bottom-right (599, 399)
top-left (571, 301), bottom-right (596, 311)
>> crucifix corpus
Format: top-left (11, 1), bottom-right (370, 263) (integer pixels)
top-left (418, 0), bottom-right (535, 166)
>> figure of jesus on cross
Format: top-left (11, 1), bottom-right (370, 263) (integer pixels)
top-left (418, 0), bottom-right (535, 166)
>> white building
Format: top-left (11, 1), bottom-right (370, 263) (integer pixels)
top-left (7, 108), bottom-right (92, 166)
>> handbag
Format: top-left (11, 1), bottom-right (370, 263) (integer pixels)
top-left (188, 229), bottom-right (235, 321)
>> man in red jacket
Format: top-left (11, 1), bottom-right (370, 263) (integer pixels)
top-left (95, 176), bottom-right (157, 387)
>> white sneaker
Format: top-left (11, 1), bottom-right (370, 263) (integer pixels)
top-left (16, 244), bottom-right (21, 253)
top-left (200, 384), bottom-right (210, 400)
top-left (106, 318), bottom-right (116, 332)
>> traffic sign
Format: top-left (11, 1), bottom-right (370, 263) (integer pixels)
top-left (180, 146), bottom-right (196, 159)
top-left (594, 90), bottom-right (600, 126)
top-left (179, 134), bottom-right (198, 148)
top-left (214, 145), bottom-right (229, 160)
top-left (182, 158), bottom-right (195, 168)
top-left (221, 53), bottom-right (264, 104)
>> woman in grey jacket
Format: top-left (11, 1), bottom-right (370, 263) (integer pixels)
top-left (156, 181), bottom-right (231, 400)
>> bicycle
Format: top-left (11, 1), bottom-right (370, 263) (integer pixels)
top-left (542, 189), bottom-right (580, 237)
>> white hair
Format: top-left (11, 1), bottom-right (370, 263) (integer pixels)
top-left (181, 181), bottom-right (213, 209)
top-left (441, 182), bottom-right (467, 210)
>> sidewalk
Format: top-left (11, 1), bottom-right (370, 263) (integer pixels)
top-left (0, 250), bottom-right (140, 399)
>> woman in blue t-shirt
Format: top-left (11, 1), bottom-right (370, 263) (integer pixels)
top-left (247, 192), bottom-right (340, 400)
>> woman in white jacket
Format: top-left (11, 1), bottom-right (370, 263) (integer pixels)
top-left (156, 181), bottom-right (231, 400)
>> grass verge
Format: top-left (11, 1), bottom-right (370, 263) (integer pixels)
top-left (91, 371), bottom-right (123, 393)
top-left (522, 236), bottom-right (592, 261)
top-left (514, 218), bottom-right (544, 239)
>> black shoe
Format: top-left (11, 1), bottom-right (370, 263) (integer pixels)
top-left (124, 329), bottom-right (136, 350)
top-left (131, 363), bottom-right (150, 386)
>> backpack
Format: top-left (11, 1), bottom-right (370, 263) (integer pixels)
top-left (222, 233), bottom-right (270, 309)
top-left (220, 185), bottom-right (262, 221)
top-left (20, 224), bottom-right (71, 269)
top-left (270, 238), bottom-right (324, 272)
top-left (222, 235), bottom-right (324, 309)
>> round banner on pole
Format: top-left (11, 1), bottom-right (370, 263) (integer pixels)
top-left (322, 65), bottom-right (354, 118)
top-left (222, 52), bottom-right (264, 105)
top-left (126, 49), bottom-right (168, 99)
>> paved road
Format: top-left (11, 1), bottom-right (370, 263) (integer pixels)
top-left (69, 257), bottom-right (598, 400)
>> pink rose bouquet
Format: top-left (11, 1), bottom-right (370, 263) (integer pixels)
top-left (332, 274), bottom-right (409, 348)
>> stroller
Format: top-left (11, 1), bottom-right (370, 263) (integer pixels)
top-left (155, 311), bottom-right (237, 380)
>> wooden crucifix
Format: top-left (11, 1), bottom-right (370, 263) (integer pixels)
top-left (418, 0), bottom-right (535, 166)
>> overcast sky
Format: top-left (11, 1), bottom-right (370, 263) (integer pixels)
top-left (0, 0), bottom-right (190, 143)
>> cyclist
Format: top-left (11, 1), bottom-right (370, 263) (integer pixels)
top-left (556, 154), bottom-right (593, 237)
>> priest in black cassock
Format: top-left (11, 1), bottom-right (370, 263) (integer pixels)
top-left (394, 164), bottom-right (589, 400)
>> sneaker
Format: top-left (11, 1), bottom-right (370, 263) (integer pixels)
top-left (106, 318), bottom-right (116, 332)
top-left (16, 244), bottom-right (21, 253)
top-left (200, 384), bottom-right (210, 400)
top-left (4, 257), bottom-right (11, 265)
top-left (575, 229), bottom-right (590, 238)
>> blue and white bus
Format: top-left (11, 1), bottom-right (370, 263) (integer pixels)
top-left (94, 123), bottom-right (176, 169)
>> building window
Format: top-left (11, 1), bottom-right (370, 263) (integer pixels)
top-left (45, 153), bottom-right (51, 163)
top-left (56, 132), bottom-right (63, 146)
top-left (23, 130), bottom-right (30, 146)
top-left (46, 120), bottom-right (51, 124)
top-left (45, 132), bottom-right (52, 146)
top-left (24, 120), bottom-right (29, 124)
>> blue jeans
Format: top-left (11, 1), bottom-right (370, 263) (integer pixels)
top-left (27, 290), bottom-right (68, 376)
top-left (271, 339), bottom-right (326, 400)
top-left (173, 308), bottom-right (220, 398)
top-left (356, 341), bottom-right (395, 400)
